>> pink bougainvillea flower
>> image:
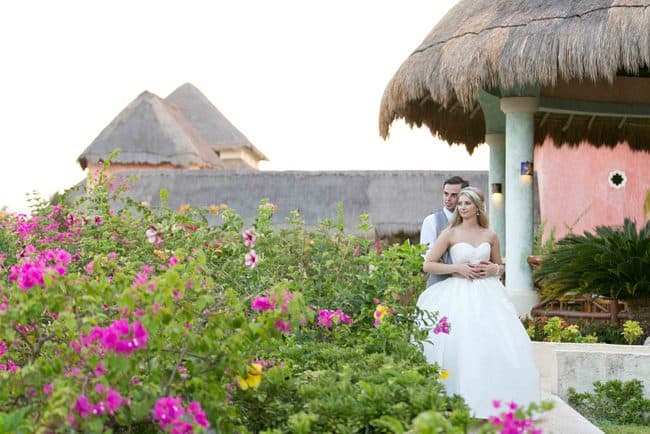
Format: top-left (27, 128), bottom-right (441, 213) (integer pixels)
top-left (251, 296), bottom-right (275, 312)
top-left (105, 388), bottom-right (123, 413)
top-left (94, 363), bottom-right (106, 377)
top-left (152, 396), bottom-right (185, 429)
top-left (433, 316), bottom-right (451, 335)
top-left (242, 229), bottom-right (256, 248)
top-left (145, 227), bottom-right (163, 247)
top-left (168, 256), bottom-right (179, 267)
top-left (187, 401), bottom-right (209, 428)
top-left (0, 297), bottom-right (8, 312)
top-left (317, 309), bottom-right (354, 328)
top-left (275, 319), bottom-right (291, 333)
top-left (372, 239), bottom-right (383, 255)
top-left (85, 261), bottom-right (94, 275)
top-left (74, 395), bottom-right (93, 419)
top-left (244, 250), bottom-right (259, 269)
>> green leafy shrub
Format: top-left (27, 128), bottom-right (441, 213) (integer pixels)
top-left (522, 316), bottom-right (598, 343)
top-left (568, 379), bottom-right (650, 426)
top-left (1, 167), bottom-right (491, 433)
top-left (622, 320), bottom-right (644, 345)
top-left (534, 219), bottom-right (650, 300)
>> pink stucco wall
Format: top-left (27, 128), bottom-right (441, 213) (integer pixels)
top-left (534, 139), bottom-right (650, 239)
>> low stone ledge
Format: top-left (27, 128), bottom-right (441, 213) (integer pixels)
top-left (532, 342), bottom-right (650, 400)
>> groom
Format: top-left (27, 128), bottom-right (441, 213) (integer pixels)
top-left (420, 176), bottom-right (501, 288)
top-left (420, 176), bottom-right (469, 287)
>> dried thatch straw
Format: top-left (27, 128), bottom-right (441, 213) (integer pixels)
top-left (78, 91), bottom-right (222, 170)
top-left (380, 0), bottom-right (650, 152)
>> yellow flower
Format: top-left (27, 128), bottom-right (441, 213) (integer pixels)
top-left (178, 203), bottom-right (191, 215)
top-left (374, 304), bottom-right (390, 326)
top-left (208, 205), bottom-right (219, 215)
top-left (236, 363), bottom-right (263, 390)
top-left (259, 202), bottom-right (277, 214)
top-left (153, 249), bottom-right (169, 260)
top-left (219, 203), bottom-right (229, 210)
top-left (438, 369), bottom-right (450, 381)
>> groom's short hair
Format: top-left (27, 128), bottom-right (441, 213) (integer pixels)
top-left (443, 176), bottom-right (469, 189)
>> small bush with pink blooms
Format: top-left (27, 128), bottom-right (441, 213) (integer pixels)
top-left (0, 163), bottom-right (548, 432)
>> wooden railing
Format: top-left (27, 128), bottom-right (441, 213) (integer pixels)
top-left (527, 255), bottom-right (630, 325)
top-left (530, 295), bottom-right (630, 325)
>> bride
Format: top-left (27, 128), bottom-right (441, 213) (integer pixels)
top-left (418, 187), bottom-right (540, 418)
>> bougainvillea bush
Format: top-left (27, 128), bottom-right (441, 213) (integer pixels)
top-left (0, 167), bottom-right (546, 433)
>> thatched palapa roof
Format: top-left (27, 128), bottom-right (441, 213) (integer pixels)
top-left (380, 0), bottom-right (650, 152)
top-left (78, 91), bottom-right (222, 169)
top-left (165, 83), bottom-right (268, 161)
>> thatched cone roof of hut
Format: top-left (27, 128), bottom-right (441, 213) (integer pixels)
top-left (78, 91), bottom-right (222, 170)
top-left (379, 0), bottom-right (650, 153)
top-left (166, 83), bottom-right (268, 161)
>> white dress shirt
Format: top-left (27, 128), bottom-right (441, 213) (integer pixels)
top-left (420, 207), bottom-right (454, 251)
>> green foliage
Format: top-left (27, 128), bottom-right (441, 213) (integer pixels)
top-left (534, 219), bottom-right (650, 300)
top-left (622, 320), bottom-right (644, 345)
top-left (532, 219), bottom-right (557, 256)
top-left (0, 166), bottom-right (507, 433)
top-left (568, 380), bottom-right (650, 426)
top-left (522, 316), bottom-right (598, 343)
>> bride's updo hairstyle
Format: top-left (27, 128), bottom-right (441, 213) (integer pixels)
top-left (450, 187), bottom-right (489, 228)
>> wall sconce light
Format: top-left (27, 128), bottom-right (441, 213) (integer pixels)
top-left (520, 161), bottom-right (534, 176)
top-left (491, 183), bottom-right (502, 194)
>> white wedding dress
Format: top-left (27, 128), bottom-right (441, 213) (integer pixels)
top-left (416, 242), bottom-right (540, 418)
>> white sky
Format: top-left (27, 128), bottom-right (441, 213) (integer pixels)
top-left (0, 0), bottom-right (487, 213)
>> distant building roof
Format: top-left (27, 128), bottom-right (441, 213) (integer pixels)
top-left (77, 91), bottom-right (222, 170)
top-left (166, 83), bottom-right (268, 161)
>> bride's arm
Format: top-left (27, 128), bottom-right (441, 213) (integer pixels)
top-left (423, 230), bottom-right (458, 275)
top-left (489, 232), bottom-right (505, 277)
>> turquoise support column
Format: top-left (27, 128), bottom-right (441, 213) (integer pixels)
top-left (486, 133), bottom-right (505, 256)
top-left (500, 97), bottom-right (539, 315)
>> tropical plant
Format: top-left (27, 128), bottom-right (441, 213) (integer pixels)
top-left (533, 219), bottom-right (650, 301)
top-left (532, 219), bottom-right (557, 256)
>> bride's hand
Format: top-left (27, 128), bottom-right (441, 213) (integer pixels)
top-left (456, 263), bottom-right (481, 280)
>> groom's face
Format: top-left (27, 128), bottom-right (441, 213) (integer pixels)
top-left (442, 183), bottom-right (463, 212)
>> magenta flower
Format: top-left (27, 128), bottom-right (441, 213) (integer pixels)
top-left (317, 309), bottom-right (354, 328)
top-left (275, 319), bottom-right (291, 333)
top-left (43, 383), bottom-right (53, 395)
top-left (168, 256), bottom-right (179, 267)
top-left (153, 396), bottom-right (185, 429)
top-left (242, 229), bottom-right (256, 248)
top-left (0, 341), bottom-right (6, 358)
top-left (251, 296), bottom-right (275, 311)
top-left (244, 250), bottom-right (258, 269)
top-left (85, 261), bottom-right (94, 275)
top-left (433, 316), bottom-right (451, 335)
top-left (94, 363), bottom-right (106, 377)
top-left (187, 401), bottom-right (209, 428)
top-left (105, 388), bottom-right (123, 413)
top-left (74, 395), bottom-right (93, 419)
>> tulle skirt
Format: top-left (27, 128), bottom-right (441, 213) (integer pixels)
top-left (416, 276), bottom-right (541, 418)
